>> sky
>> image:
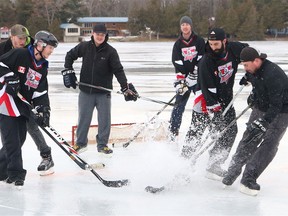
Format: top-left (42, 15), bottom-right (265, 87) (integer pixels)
top-left (0, 41), bottom-right (288, 216)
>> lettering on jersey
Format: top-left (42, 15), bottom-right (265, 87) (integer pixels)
top-left (182, 46), bottom-right (198, 62)
top-left (25, 68), bottom-right (42, 89)
top-left (218, 62), bottom-right (233, 84)
top-left (18, 66), bottom-right (26, 74)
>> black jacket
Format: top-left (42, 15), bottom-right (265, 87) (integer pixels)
top-left (64, 34), bottom-right (128, 94)
top-left (172, 32), bottom-right (205, 76)
top-left (246, 60), bottom-right (288, 123)
top-left (198, 41), bottom-right (248, 109)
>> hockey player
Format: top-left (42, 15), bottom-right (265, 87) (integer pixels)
top-left (182, 28), bottom-right (248, 180)
top-left (222, 47), bottom-right (288, 196)
top-left (61, 23), bottom-right (138, 155)
top-left (0, 24), bottom-right (54, 176)
top-left (168, 16), bottom-right (205, 142)
top-left (0, 30), bottom-right (58, 187)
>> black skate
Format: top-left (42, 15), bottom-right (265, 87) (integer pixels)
top-left (38, 153), bottom-right (55, 176)
top-left (5, 178), bottom-right (24, 190)
top-left (239, 179), bottom-right (260, 196)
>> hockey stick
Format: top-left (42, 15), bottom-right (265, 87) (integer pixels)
top-left (122, 93), bottom-right (178, 148)
top-left (17, 93), bottom-right (129, 188)
top-left (77, 81), bottom-right (175, 106)
top-left (189, 104), bottom-right (251, 165)
top-left (145, 104), bottom-right (251, 193)
top-left (196, 85), bottom-right (245, 148)
top-left (222, 85), bottom-right (245, 116)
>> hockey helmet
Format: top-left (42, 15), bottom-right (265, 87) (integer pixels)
top-left (34, 31), bottom-right (58, 48)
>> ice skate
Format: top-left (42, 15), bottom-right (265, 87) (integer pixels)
top-left (38, 153), bottom-right (55, 176)
top-left (239, 180), bottom-right (260, 196)
top-left (205, 166), bottom-right (227, 181)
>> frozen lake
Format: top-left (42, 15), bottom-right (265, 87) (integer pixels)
top-left (0, 41), bottom-right (288, 216)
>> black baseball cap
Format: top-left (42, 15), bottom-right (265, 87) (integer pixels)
top-left (93, 24), bottom-right (107, 34)
top-left (208, 28), bottom-right (226, 40)
top-left (240, 47), bottom-right (267, 62)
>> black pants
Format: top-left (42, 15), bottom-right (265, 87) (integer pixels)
top-left (226, 108), bottom-right (288, 184)
top-left (185, 107), bottom-right (237, 168)
top-left (0, 114), bottom-right (27, 181)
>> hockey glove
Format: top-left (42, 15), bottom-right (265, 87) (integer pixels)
top-left (243, 118), bottom-right (268, 144)
top-left (5, 75), bottom-right (20, 97)
top-left (174, 79), bottom-right (188, 95)
top-left (207, 104), bottom-right (222, 113)
top-left (121, 83), bottom-right (138, 101)
top-left (239, 75), bottom-right (250, 86)
top-left (247, 92), bottom-right (256, 107)
top-left (34, 105), bottom-right (50, 127)
top-left (61, 69), bottom-right (77, 89)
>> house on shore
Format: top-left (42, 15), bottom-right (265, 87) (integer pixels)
top-left (60, 17), bottom-right (129, 42)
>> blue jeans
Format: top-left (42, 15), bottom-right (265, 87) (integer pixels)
top-left (169, 91), bottom-right (191, 136)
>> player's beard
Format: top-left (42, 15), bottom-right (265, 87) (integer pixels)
top-left (211, 42), bottom-right (225, 57)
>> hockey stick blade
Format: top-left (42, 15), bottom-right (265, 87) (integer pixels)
top-left (17, 93), bottom-right (130, 188)
top-left (145, 186), bottom-right (165, 193)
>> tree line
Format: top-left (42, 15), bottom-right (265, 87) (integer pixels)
top-left (0, 0), bottom-right (287, 41)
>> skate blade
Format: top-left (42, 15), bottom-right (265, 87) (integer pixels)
top-left (16, 185), bottom-right (23, 190)
top-left (39, 168), bottom-right (55, 176)
top-left (239, 184), bottom-right (259, 196)
top-left (205, 171), bottom-right (224, 181)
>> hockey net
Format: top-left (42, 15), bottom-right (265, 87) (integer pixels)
top-left (71, 121), bottom-right (169, 146)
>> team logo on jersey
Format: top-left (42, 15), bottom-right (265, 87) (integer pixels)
top-left (217, 62), bottom-right (233, 84)
top-left (18, 66), bottom-right (26, 74)
top-left (182, 46), bottom-right (198, 62)
top-left (25, 68), bottom-right (42, 89)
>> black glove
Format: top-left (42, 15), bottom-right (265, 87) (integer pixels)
top-left (121, 83), bottom-right (138, 101)
top-left (34, 105), bottom-right (50, 127)
top-left (61, 69), bottom-right (77, 89)
top-left (5, 75), bottom-right (20, 97)
top-left (247, 92), bottom-right (255, 107)
top-left (239, 75), bottom-right (249, 86)
top-left (243, 118), bottom-right (268, 143)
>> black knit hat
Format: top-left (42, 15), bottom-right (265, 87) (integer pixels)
top-left (180, 16), bottom-right (193, 26)
top-left (240, 47), bottom-right (267, 62)
top-left (208, 28), bottom-right (226, 40)
top-left (93, 24), bottom-right (107, 34)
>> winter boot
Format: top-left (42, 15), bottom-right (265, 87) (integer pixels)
top-left (98, 145), bottom-right (113, 156)
top-left (73, 144), bottom-right (88, 153)
top-left (38, 152), bottom-right (55, 176)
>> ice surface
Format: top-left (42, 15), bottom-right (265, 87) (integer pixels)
top-left (0, 41), bottom-right (288, 216)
